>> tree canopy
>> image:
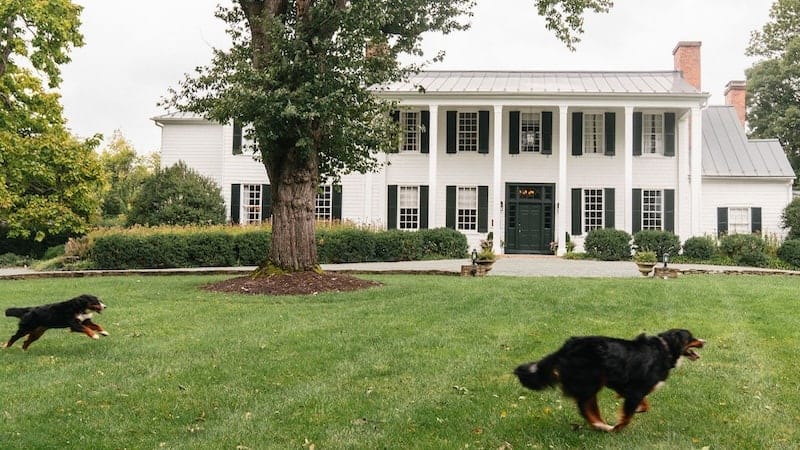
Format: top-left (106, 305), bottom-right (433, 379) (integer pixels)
top-left (0, 0), bottom-right (106, 242)
top-left (165, 0), bottom-right (612, 272)
top-left (746, 0), bottom-right (800, 179)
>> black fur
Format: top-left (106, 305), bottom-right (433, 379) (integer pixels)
top-left (514, 329), bottom-right (705, 432)
top-left (3, 294), bottom-right (108, 350)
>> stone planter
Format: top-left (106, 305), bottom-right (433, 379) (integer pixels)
top-left (476, 259), bottom-right (494, 272)
top-left (635, 262), bottom-right (656, 276)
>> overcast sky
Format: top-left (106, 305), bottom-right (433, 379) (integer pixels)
top-left (59, 0), bottom-right (775, 155)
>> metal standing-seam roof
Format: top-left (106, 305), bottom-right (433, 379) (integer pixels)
top-left (374, 70), bottom-right (703, 96)
top-left (702, 106), bottom-right (794, 178)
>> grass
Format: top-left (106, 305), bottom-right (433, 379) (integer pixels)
top-left (1, 274), bottom-right (799, 449)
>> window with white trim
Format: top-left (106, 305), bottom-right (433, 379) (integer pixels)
top-left (401, 111), bottom-right (419, 153)
top-left (583, 189), bottom-right (604, 232)
top-left (458, 112), bottom-right (478, 152)
top-left (728, 207), bottom-right (751, 234)
top-left (398, 186), bottom-right (420, 230)
top-left (643, 113), bottom-right (664, 154)
top-left (243, 184), bottom-right (261, 225)
top-left (520, 113), bottom-right (541, 152)
top-left (315, 185), bottom-right (332, 221)
top-left (457, 186), bottom-right (478, 231)
top-left (642, 190), bottom-right (663, 230)
top-left (583, 113), bottom-right (604, 154)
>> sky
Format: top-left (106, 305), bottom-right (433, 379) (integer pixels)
top-left (59, 0), bottom-right (776, 155)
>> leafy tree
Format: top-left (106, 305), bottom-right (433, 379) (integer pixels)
top-left (745, 0), bottom-right (800, 179)
top-left (0, 0), bottom-right (106, 242)
top-left (781, 196), bottom-right (800, 240)
top-left (99, 130), bottom-right (158, 222)
top-left (127, 161), bottom-right (226, 227)
top-left (165, 0), bottom-right (612, 273)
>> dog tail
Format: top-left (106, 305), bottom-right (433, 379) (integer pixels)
top-left (514, 352), bottom-right (560, 391)
top-left (5, 307), bottom-right (30, 318)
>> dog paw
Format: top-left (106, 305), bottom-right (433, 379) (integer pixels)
top-left (100, 331), bottom-right (110, 336)
top-left (91, 334), bottom-right (100, 340)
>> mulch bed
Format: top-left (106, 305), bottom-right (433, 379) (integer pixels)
top-left (202, 271), bottom-right (382, 296)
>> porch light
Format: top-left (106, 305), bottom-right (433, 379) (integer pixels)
top-left (663, 252), bottom-right (669, 268)
top-left (471, 248), bottom-right (478, 267)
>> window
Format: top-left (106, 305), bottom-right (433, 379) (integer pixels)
top-left (458, 112), bottom-right (478, 152)
top-left (457, 187), bottom-right (478, 231)
top-left (728, 207), bottom-right (751, 234)
top-left (643, 113), bottom-right (664, 154)
top-left (242, 184), bottom-right (261, 225)
top-left (583, 113), bottom-right (604, 154)
top-left (398, 186), bottom-right (419, 230)
top-left (641, 190), bottom-right (662, 230)
top-left (315, 185), bottom-right (332, 221)
top-left (401, 111), bottom-right (419, 152)
top-left (583, 189), bottom-right (604, 232)
top-left (520, 113), bottom-right (541, 152)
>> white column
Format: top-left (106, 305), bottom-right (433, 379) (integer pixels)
top-left (492, 104), bottom-right (503, 253)
top-left (677, 111), bottom-right (691, 239)
top-left (556, 105), bottom-right (568, 256)
top-left (427, 105), bottom-right (439, 228)
top-left (624, 106), bottom-right (634, 233)
top-left (690, 106), bottom-right (703, 236)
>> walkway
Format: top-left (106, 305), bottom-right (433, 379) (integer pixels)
top-left (1, 255), bottom-right (799, 279)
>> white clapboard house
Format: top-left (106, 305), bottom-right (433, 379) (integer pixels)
top-left (153, 42), bottom-right (795, 255)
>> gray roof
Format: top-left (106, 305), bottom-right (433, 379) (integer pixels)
top-left (702, 106), bottom-right (794, 178)
top-left (376, 70), bottom-right (703, 96)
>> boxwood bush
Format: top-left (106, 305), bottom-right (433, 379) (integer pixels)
top-left (632, 230), bottom-right (680, 259)
top-left (777, 239), bottom-right (800, 268)
top-left (583, 228), bottom-right (632, 261)
top-left (682, 236), bottom-right (717, 260)
top-left (89, 226), bottom-right (467, 269)
top-left (719, 233), bottom-right (768, 268)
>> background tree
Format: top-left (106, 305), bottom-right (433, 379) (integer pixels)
top-left (99, 130), bottom-right (158, 224)
top-left (127, 161), bottom-right (226, 227)
top-left (0, 0), bottom-right (106, 245)
top-left (166, 0), bottom-right (612, 273)
top-left (745, 0), bottom-right (800, 180)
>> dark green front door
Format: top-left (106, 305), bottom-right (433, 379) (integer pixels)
top-left (505, 184), bottom-right (554, 254)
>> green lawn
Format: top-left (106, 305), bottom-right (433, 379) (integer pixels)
top-left (1, 274), bottom-right (798, 449)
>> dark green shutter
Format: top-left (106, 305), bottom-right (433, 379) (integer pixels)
top-left (571, 188), bottom-right (582, 236)
top-left (446, 111), bottom-right (457, 153)
top-left (232, 121), bottom-right (243, 155)
top-left (446, 186), bottom-right (456, 229)
top-left (261, 184), bottom-right (271, 221)
top-left (391, 110), bottom-right (400, 122)
top-left (632, 188), bottom-right (642, 233)
top-left (604, 112), bottom-right (615, 156)
top-left (717, 207), bottom-right (728, 237)
top-left (572, 112), bottom-right (583, 156)
top-left (230, 184), bottom-right (241, 224)
top-left (387, 185), bottom-right (398, 230)
top-left (332, 185), bottom-right (342, 220)
top-left (751, 207), bottom-right (762, 234)
top-left (664, 189), bottom-right (675, 232)
top-left (420, 110), bottom-right (430, 154)
top-left (664, 112), bottom-right (676, 157)
top-left (509, 111), bottom-right (520, 154)
top-left (633, 112), bottom-right (643, 156)
top-left (542, 111), bottom-right (553, 155)
top-left (477, 186), bottom-right (489, 233)
top-left (419, 185), bottom-right (429, 229)
top-left (604, 188), bottom-right (615, 229)
top-left (478, 110), bottom-right (490, 154)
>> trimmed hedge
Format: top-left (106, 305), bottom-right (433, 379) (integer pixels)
top-left (777, 239), bottom-right (800, 268)
top-left (89, 226), bottom-right (467, 269)
top-left (682, 236), bottom-right (717, 260)
top-left (632, 230), bottom-right (680, 259)
top-left (583, 228), bottom-right (632, 261)
top-left (719, 233), bottom-right (769, 268)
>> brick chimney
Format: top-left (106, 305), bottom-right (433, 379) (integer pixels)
top-left (724, 80), bottom-right (747, 128)
top-left (673, 41), bottom-right (702, 91)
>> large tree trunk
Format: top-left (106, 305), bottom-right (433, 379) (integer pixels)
top-left (257, 146), bottom-right (320, 275)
